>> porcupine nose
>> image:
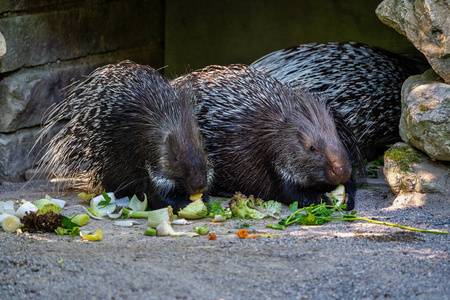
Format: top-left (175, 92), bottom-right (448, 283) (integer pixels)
top-left (329, 161), bottom-right (351, 185)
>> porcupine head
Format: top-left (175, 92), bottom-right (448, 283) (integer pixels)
top-left (144, 93), bottom-right (212, 210)
top-left (270, 89), bottom-right (352, 203)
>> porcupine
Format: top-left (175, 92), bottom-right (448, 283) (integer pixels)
top-left (251, 42), bottom-right (430, 160)
top-left (38, 60), bottom-right (212, 210)
top-left (172, 65), bottom-right (361, 210)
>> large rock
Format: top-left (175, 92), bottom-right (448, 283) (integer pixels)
top-left (399, 69), bottom-right (450, 161)
top-left (0, 46), bottom-right (163, 133)
top-left (376, 0), bottom-right (450, 84)
top-left (383, 142), bottom-right (450, 194)
top-left (0, 0), bottom-right (163, 72)
top-left (0, 124), bottom-right (64, 182)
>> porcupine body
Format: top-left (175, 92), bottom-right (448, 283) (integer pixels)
top-left (173, 65), bottom-right (360, 210)
top-left (38, 60), bottom-right (212, 210)
top-left (251, 42), bottom-right (430, 160)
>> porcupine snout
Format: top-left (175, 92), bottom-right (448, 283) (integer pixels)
top-left (326, 150), bottom-right (352, 185)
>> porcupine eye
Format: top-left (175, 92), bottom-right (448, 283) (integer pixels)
top-left (310, 145), bottom-right (317, 152)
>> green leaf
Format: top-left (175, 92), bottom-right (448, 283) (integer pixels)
top-left (289, 202), bottom-right (298, 213)
top-left (98, 191), bottom-right (112, 207)
top-left (61, 216), bottom-right (78, 230)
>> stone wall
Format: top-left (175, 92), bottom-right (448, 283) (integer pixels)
top-left (0, 0), bottom-right (164, 182)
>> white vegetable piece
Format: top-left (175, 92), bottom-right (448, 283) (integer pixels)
top-left (0, 201), bottom-right (15, 215)
top-left (171, 218), bottom-right (191, 225)
top-left (129, 194), bottom-right (148, 211)
top-left (115, 197), bottom-right (130, 208)
top-left (0, 213), bottom-right (21, 232)
top-left (113, 220), bottom-right (140, 227)
top-left (15, 201), bottom-right (38, 218)
top-left (156, 221), bottom-right (175, 236)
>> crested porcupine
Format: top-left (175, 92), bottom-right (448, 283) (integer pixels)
top-left (172, 65), bottom-right (361, 210)
top-left (251, 42), bottom-right (430, 160)
top-left (38, 60), bottom-right (212, 210)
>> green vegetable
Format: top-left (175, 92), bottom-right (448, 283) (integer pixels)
top-left (278, 201), bottom-right (449, 235)
top-left (55, 226), bottom-right (81, 237)
top-left (193, 226), bottom-right (209, 235)
top-left (144, 227), bottom-right (157, 236)
top-left (147, 206), bottom-right (174, 228)
top-left (70, 214), bottom-right (90, 227)
top-left (1, 213), bottom-right (21, 232)
top-left (229, 192), bottom-right (281, 219)
top-left (98, 191), bottom-right (112, 207)
top-left (129, 194), bottom-right (148, 211)
top-left (265, 223), bottom-right (285, 230)
top-left (33, 199), bottom-right (62, 214)
top-left (204, 199), bottom-right (232, 219)
top-left (178, 200), bottom-right (207, 220)
top-left (122, 208), bottom-right (150, 219)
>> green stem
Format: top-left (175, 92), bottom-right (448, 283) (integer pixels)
top-left (284, 207), bottom-right (307, 226)
top-left (122, 208), bottom-right (150, 219)
top-left (351, 216), bottom-right (449, 235)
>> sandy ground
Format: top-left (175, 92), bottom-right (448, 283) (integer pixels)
top-left (0, 176), bottom-right (449, 300)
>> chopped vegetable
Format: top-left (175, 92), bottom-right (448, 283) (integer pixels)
top-left (0, 201), bottom-right (15, 215)
top-left (229, 192), bottom-right (281, 219)
top-left (121, 208), bottom-right (149, 219)
top-left (144, 227), bottom-right (157, 236)
top-left (208, 232), bottom-right (216, 240)
top-left (78, 192), bottom-right (96, 203)
top-left (189, 193), bottom-right (203, 201)
top-left (1, 213), bottom-right (21, 232)
top-left (15, 201), bottom-right (38, 218)
top-left (212, 215), bottom-right (227, 222)
top-left (171, 218), bottom-right (191, 225)
top-left (95, 191), bottom-right (115, 207)
top-left (33, 199), bottom-right (62, 214)
top-left (205, 199), bottom-right (232, 219)
top-left (129, 194), bottom-right (148, 211)
top-left (80, 228), bottom-right (104, 241)
top-left (88, 192), bottom-right (116, 217)
top-left (266, 223), bottom-right (285, 230)
top-left (115, 197), bottom-right (130, 208)
top-left (177, 199), bottom-right (207, 219)
top-left (21, 211), bottom-right (63, 233)
top-left (113, 220), bottom-right (139, 227)
top-left (107, 209), bottom-right (123, 219)
top-left (156, 221), bottom-right (175, 236)
top-left (147, 206), bottom-right (174, 228)
top-left (237, 229), bottom-right (249, 238)
top-left (55, 226), bottom-right (81, 237)
top-left (325, 184), bottom-right (345, 206)
top-left (193, 226), bottom-right (209, 235)
top-left (70, 214), bottom-right (90, 227)
top-left (45, 195), bottom-right (66, 209)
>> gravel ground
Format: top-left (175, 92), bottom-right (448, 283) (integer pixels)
top-left (0, 178), bottom-right (449, 300)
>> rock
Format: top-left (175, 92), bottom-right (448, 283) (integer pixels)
top-left (383, 142), bottom-right (450, 194)
top-left (376, 0), bottom-right (450, 84)
top-left (0, 124), bottom-right (64, 182)
top-left (0, 0), bottom-right (163, 73)
top-left (0, 46), bottom-right (162, 133)
top-left (0, 31), bottom-right (5, 58)
top-left (399, 69), bottom-right (450, 161)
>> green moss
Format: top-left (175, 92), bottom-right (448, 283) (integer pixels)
top-left (384, 145), bottom-right (420, 172)
top-left (419, 104), bottom-right (429, 112)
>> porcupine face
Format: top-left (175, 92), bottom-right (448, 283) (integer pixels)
top-left (152, 83), bottom-right (212, 198)
top-left (160, 129), bottom-right (210, 196)
top-left (273, 89), bottom-right (352, 191)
